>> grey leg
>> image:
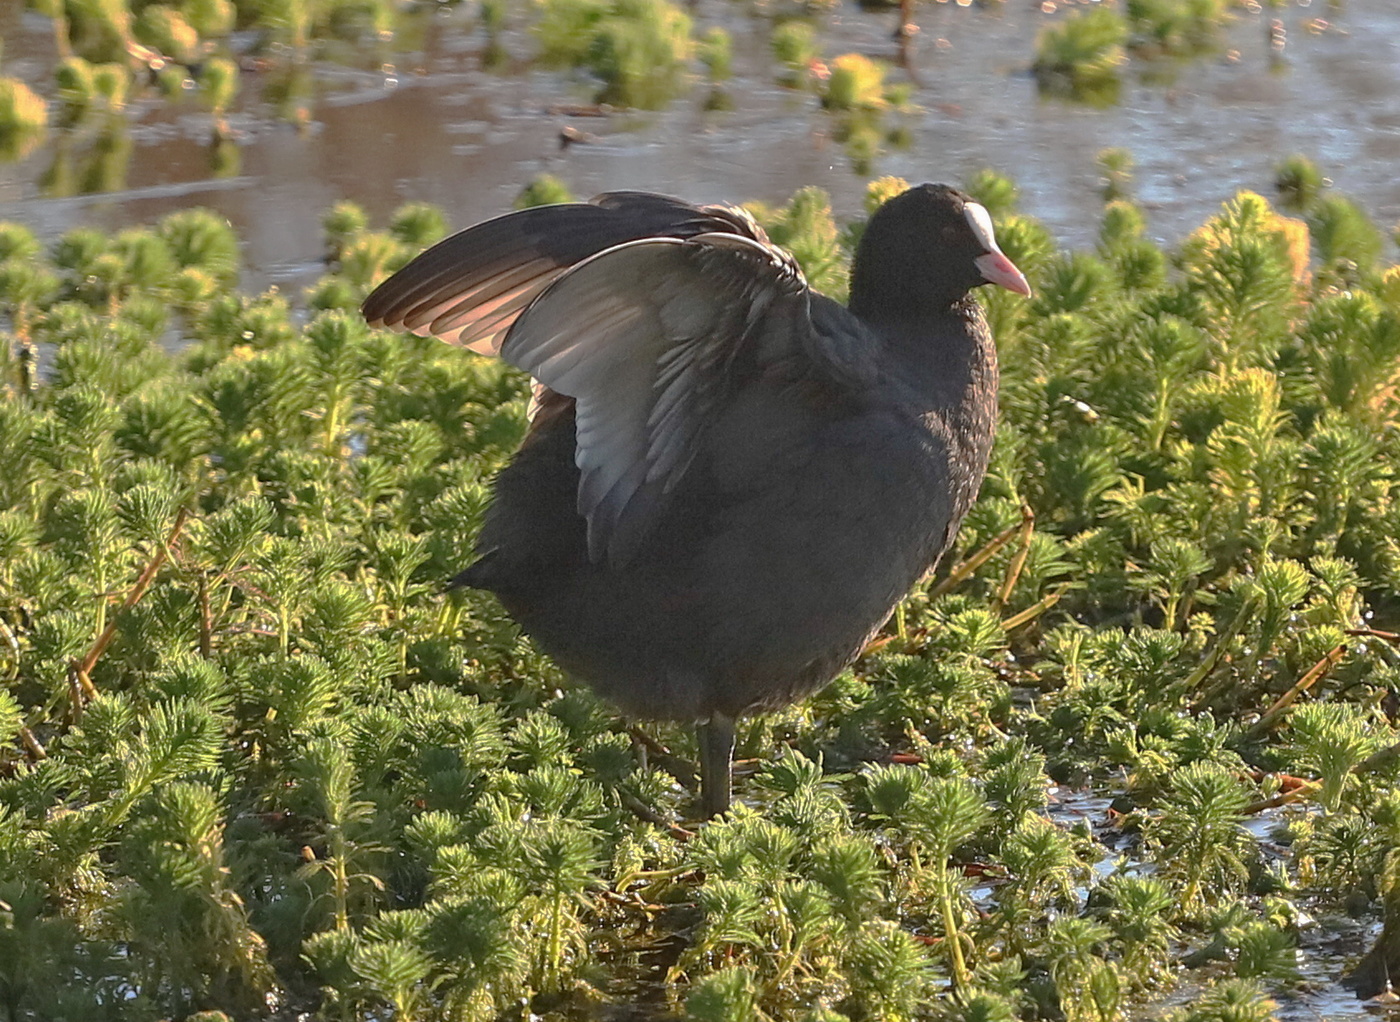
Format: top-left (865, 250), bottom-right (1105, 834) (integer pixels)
top-left (697, 713), bottom-right (736, 818)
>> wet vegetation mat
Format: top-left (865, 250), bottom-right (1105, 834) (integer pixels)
top-left (3, 163), bottom-right (1400, 1021)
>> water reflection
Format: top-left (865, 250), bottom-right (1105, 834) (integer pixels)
top-left (39, 116), bottom-right (131, 197)
top-left (0, 82), bottom-right (47, 163)
top-left (0, 0), bottom-right (1395, 293)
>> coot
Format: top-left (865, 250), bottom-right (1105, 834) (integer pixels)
top-left (363, 185), bottom-right (1030, 817)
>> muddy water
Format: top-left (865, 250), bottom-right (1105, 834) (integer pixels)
top-left (0, 4), bottom-right (1397, 1017)
top-left (1049, 788), bottom-right (1379, 1022)
top-left (0, 0), bottom-right (1398, 294)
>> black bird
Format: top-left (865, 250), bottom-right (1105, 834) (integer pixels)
top-left (362, 185), bottom-right (1030, 817)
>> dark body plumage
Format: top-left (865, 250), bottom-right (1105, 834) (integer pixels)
top-left (363, 185), bottom-right (1028, 813)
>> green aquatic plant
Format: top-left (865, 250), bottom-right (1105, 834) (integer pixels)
top-left (1274, 153), bottom-right (1325, 212)
top-left (1166, 978), bottom-right (1279, 1022)
top-left (1033, 8), bottom-right (1127, 101)
top-left (1, 174), bottom-right (1400, 1017)
top-left (323, 200), bottom-right (370, 260)
top-left (1040, 917), bottom-right (1123, 1022)
top-left (515, 172), bottom-right (575, 209)
top-left (994, 814), bottom-right (1082, 954)
top-left (197, 56), bottom-right (238, 137)
top-left (1099, 200), bottom-right (1166, 292)
top-left (965, 168), bottom-right (1020, 219)
top-left (1127, 0), bottom-right (1230, 56)
top-left (697, 26), bottom-right (732, 83)
top-left (159, 207), bottom-right (241, 285)
top-left (1180, 191), bottom-right (1305, 369)
top-left (747, 185), bottom-right (847, 300)
top-left (61, 0), bottom-right (137, 64)
top-left (821, 53), bottom-right (888, 111)
top-left (183, 0), bottom-right (235, 37)
top-left (1295, 808), bottom-right (1389, 903)
top-left (1308, 192), bottom-right (1385, 273)
top-left (1143, 763), bottom-right (1254, 912)
top-left (771, 20), bottom-right (820, 86)
top-left (1096, 147), bottom-right (1134, 201)
top-left (324, 0), bottom-right (396, 41)
top-left (863, 765), bottom-right (987, 990)
top-left (685, 965), bottom-right (760, 1021)
top-left (0, 78), bottom-right (48, 162)
top-left (1285, 701), bottom-right (1384, 811)
top-left (1231, 921), bottom-right (1299, 984)
top-left (812, 56), bottom-right (912, 173)
top-left (1098, 874), bottom-right (1178, 988)
top-left (134, 4), bottom-right (201, 62)
top-left (842, 919), bottom-right (938, 1020)
top-left (534, 0), bottom-right (694, 109)
top-left (53, 56), bottom-right (130, 120)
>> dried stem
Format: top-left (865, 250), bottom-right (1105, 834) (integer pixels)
top-left (993, 504), bottom-right (1036, 612)
top-left (1247, 643), bottom-right (1347, 737)
top-left (929, 507), bottom-right (1030, 600)
top-left (19, 725), bottom-right (46, 760)
top-left (71, 508), bottom-right (190, 700)
top-left (1002, 585), bottom-right (1068, 632)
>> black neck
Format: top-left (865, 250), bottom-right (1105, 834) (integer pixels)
top-left (871, 296), bottom-right (999, 466)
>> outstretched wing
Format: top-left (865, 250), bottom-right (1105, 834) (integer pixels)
top-left (364, 191), bottom-right (875, 567)
top-left (362, 192), bottom-right (764, 356)
top-left (500, 232), bottom-right (814, 566)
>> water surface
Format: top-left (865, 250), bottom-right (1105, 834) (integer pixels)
top-left (0, 0), bottom-right (1397, 294)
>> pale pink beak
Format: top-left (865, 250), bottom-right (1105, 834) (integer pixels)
top-left (975, 251), bottom-right (1032, 296)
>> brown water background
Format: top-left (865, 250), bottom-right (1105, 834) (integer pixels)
top-left (0, 0), bottom-right (1397, 297)
top-left (1, 2), bottom-right (1398, 1015)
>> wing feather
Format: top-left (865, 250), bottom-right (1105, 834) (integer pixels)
top-left (363, 191), bottom-right (876, 567)
top-left (362, 192), bottom-right (762, 355)
top-left (500, 234), bottom-right (820, 565)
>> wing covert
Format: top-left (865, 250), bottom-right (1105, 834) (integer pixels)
top-left (363, 191), bottom-right (878, 568)
top-left (361, 192), bottom-right (769, 356)
top-left (501, 232), bottom-right (817, 566)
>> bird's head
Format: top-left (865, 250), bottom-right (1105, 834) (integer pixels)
top-left (850, 183), bottom-right (1032, 318)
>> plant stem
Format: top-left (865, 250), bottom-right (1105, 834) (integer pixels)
top-left (1247, 643), bottom-right (1346, 736)
top-left (74, 508), bottom-right (189, 697)
top-left (1002, 585), bottom-right (1067, 632)
top-left (929, 514), bottom-right (1026, 599)
top-left (937, 866), bottom-right (972, 992)
top-left (332, 836), bottom-right (349, 931)
top-left (993, 504), bottom-right (1036, 612)
top-left (548, 893), bottom-right (564, 991)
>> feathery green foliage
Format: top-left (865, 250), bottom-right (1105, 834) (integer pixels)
top-left (2, 169), bottom-right (1400, 1018)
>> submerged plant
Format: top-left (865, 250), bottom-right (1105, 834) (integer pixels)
top-left (0, 78), bottom-right (48, 162)
top-left (534, 0), bottom-right (694, 109)
top-left (1033, 8), bottom-right (1127, 103)
top-left (0, 171), bottom-right (1399, 1018)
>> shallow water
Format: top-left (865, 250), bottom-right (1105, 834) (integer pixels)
top-left (1038, 787), bottom-right (1381, 1021)
top-left (1, 4), bottom-right (1397, 1016)
top-left (1, 0), bottom-right (1398, 295)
